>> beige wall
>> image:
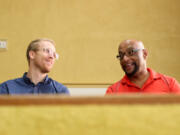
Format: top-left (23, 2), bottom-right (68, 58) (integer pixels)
top-left (0, 0), bottom-right (180, 87)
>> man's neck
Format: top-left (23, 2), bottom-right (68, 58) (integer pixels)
top-left (26, 69), bottom-right (47, 85)
top-left (129, 69), bottom-right (149, 88)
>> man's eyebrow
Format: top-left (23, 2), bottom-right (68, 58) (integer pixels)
top-left (127, 46), bottom-right (134, 49)
top-left (118, 49), bottom-right (124, 53)
top-left (119, 47), bottom-right (134, 52)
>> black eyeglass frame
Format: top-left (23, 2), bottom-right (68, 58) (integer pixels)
top-left (116, 48), bottom-right (142, 60)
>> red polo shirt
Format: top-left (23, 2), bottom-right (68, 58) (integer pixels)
top-left (106, 68), bottom-right (180, 94)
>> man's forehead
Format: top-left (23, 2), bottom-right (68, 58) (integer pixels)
top-left (39, 41), bottom-right (55, 48)
top-left (118, 40), bottom-right (144, 50)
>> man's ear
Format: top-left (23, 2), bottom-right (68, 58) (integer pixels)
top-left (29, 50), bottom-right (36, 60)
top-left (143, 49), bottom-right (148, 59)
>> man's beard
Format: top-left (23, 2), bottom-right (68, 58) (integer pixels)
top-left (123, 63), bottom-right (139, 77)
top-left (34, 61), bottom-right (51, 74)
top-left (40, 68), bottom-right (50, 74)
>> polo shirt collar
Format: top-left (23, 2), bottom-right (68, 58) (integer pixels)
top-left (23, 72), bottom-right (50, 85)
top-left (147, 68), bottom-right (161, 80)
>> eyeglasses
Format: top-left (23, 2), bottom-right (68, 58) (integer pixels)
top-left (116, 48), bottom-right (142, 60)
top-left (37, 48), bottom-right (59, 60)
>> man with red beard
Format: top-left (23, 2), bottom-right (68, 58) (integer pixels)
top-left (106, 39), bottom-right (180, 94)
top-left (0, 38), bottom-right (69, 94)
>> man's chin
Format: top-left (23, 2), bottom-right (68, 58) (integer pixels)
top-left (122, 63), bottom-right (138, 77)
top-left (125, 68), bottom-right (139, 77)
top-left (123, 68), bottom-right (134, 75)
top-left (125, 72), bottom-right (135, 77)
top-left (41, 68), bottom-right (51, 74)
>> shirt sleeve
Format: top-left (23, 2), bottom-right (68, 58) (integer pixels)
top-left (60, 86), bottom-right (70, 95)
top-left (105, 86), bottom-right (114, 95)
top-left (52, 81), bottom-right (70, 95)
top-left (0, 82), bottom-right (9, 94)
top-left (169, 78), bottom-right (180, 93)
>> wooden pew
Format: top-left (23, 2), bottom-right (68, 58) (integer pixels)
top-left (0, 95), bottom-right (179, 135)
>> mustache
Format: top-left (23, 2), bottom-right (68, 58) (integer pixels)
top-left (122, 62), bottom-right (139, 77)
top-left (122, 62), bottom-right (135, 69)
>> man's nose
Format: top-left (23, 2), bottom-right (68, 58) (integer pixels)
top-left (48, 52), bottom-right (55, 59)
top-left (122, 54), bottom-right (130, 61)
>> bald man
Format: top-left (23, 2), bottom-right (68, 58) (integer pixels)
top-left (106, 39), bottom-right (180, 94)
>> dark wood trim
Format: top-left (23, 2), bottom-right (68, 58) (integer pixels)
top-left (0, 94), bottom-right (180, 106)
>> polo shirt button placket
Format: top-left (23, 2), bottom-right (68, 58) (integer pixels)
top-left (33, 86), bottom-right (38, 94)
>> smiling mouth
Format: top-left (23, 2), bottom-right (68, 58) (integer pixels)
top-left (122, 62), bottom-right (139, 77)
top-left (122, 63), bottom-right (135, 72)
top-left (46, 60), bottom-right (53, 65)
top-left (124, 63), bottom-right (133, 68)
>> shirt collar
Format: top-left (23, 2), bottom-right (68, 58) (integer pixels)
top-left (121, 68), bottom-right (161, 85)
top-left (147, 68), bottom-right (161, 80)
top-left (23, 72), bottom-right (50, 85)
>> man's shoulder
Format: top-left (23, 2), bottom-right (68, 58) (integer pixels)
top-left (106, 80), bottom-right (122, 94)
top-left (151, 69), bottom-right (177, 81)
top-left (0, 77), bottom-right (24, 94)
top-left (160, 73), bottom-right (176, 80)
top-left (1, 77), bottom-right (24, 86)
top-left (49, 79), bottom-right (69, 94)
top-left (149, 68), bottom-right (179, 88)
top-left (107, 80), bottom-right (123, 91)
top-left (158, 73), bottom-right (178, 84)
top-left (51, 79), bottom-right (66, 87)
